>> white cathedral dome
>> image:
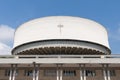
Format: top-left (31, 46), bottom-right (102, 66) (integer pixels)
top-left (12, 16), bottom-right (110, 55)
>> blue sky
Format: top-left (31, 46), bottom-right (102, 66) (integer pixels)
top-left (0, 0), bottom-right (120, 54)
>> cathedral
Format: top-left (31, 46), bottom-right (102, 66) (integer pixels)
top-left (0, 16), bottom-right (120, 80)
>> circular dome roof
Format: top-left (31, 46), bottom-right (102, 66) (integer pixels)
top-left (12, 16), bottom-right (110, 55)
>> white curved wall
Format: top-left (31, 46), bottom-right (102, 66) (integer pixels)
top-left (13, 16), bottom-right (110, 49)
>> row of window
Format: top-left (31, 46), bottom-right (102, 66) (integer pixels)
top-left (4, 69), bottom-right (116, 77)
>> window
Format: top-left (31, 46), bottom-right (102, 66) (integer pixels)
top-left (5, 69), bottom-right (18, 76)
top-left (24, 70), bottom-right (33, 76)
top-left (86, 70), bottom-right (96, 77)
top-left (5, 69), bottom-right (10, 76)
top-left (44, 70), bottom-right (56, 76)
top-left (110, 70), bottom-right (116, 76)
top-left (63, 70), bottom-right (76, 76)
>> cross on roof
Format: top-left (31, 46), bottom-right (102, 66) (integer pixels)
top-left (57, 24), bottom-right (64, 35)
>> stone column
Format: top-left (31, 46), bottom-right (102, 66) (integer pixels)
top-left (103, 69), bottom-right (107, 80)
top-left (33, 62), bottom-right (36, 80)
top-left (56, 64), bottom-right (63, 80)
top-left (82, 64), bottom-right (86, 80)
top-left (9, 64), bottom-right (13, 80)
top-left (12, 64), bottom-right (17, 80)
top-left (107, 70), bottom-right (110, 80)
top-left (106, 64), bottom-right (110, 80)
top-left (56, 67), bottom-right (59, 80)
top-left (33, 69), bottom-right (36, 80)
top-left (80, 70), bottom-right (83, 80)
top-left (33, 63), bottom-right (40, 80)
top-left (60, 69), bottom-right (62, 80)
top-left (79, 64), bottom-right (83, 80)
top-left (83, 69), bottom-right (86, 80)
top-left (79, 64), bottom-right (85, 80)
top-left (36, 64), bottom-right (40, 80)
top-left (103, 64), bottom-right (109, 80)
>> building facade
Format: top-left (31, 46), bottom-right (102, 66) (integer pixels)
top-left (0, 16), bottom-right (120, 80)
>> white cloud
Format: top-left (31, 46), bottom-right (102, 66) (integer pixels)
top-left (0, 25), bottom-right (15, 55)
top-left (0, 42), bottom-right (11, 55)
top-left (0, 25), bottom-right (15, 45)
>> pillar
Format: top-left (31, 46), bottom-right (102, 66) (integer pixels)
top-left (57, 68), bottom-right (59, 80)
top-left (36, 64), bottom-right (40, 80)
top-left (12, 64), bottom-right (17, 80)
top-left (79, 64), bottom-right (85, 80)
top-left (33, 69), bottom-right (36, 80)
top-left (103, 64), bottom-right (110, 80)
top-left (60, 69), bottom-right (62, 80)
top-left (103, 69), bottom-right (107, 80)
top-left (83, 69), bottom-right (86, 80)
top-left (56, 64), bottom-right (63, 80)
top-left (107, 70), bottom-right (110, 80)
top-left (33, 62), bottom-right (36, 80)
top-left (33, 63), bottom-right (40, 80)
top-left (79, 64), bottom-right (83, 80)
top-left (80, 70), bottom-right (83, 80)
top-left (9, 64), bottom-right (13, 80)
top-left (83, 64), bottom-right (86, 80)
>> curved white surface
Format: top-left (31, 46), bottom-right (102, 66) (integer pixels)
top-left (13, 16), bottom-right (110, 49)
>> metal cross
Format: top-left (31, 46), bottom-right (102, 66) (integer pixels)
top-left (57, 24), bottom-right (64, 35)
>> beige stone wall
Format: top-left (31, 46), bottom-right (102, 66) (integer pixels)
top-left (16, 69), bottom-right (33, 80)
top-left (40, 70), bottom-right (56, 80)
top-left (0, 68), bottom-right (120, 80)
top-left (110, 70), bottom-right (120, 80)
top-left (86, 70), bottom-right (104, 80)
top-left (0, 69), bottom-right (9, 80)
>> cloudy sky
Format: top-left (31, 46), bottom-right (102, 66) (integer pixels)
top-left (0, 0), bottom-right (120, 55)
